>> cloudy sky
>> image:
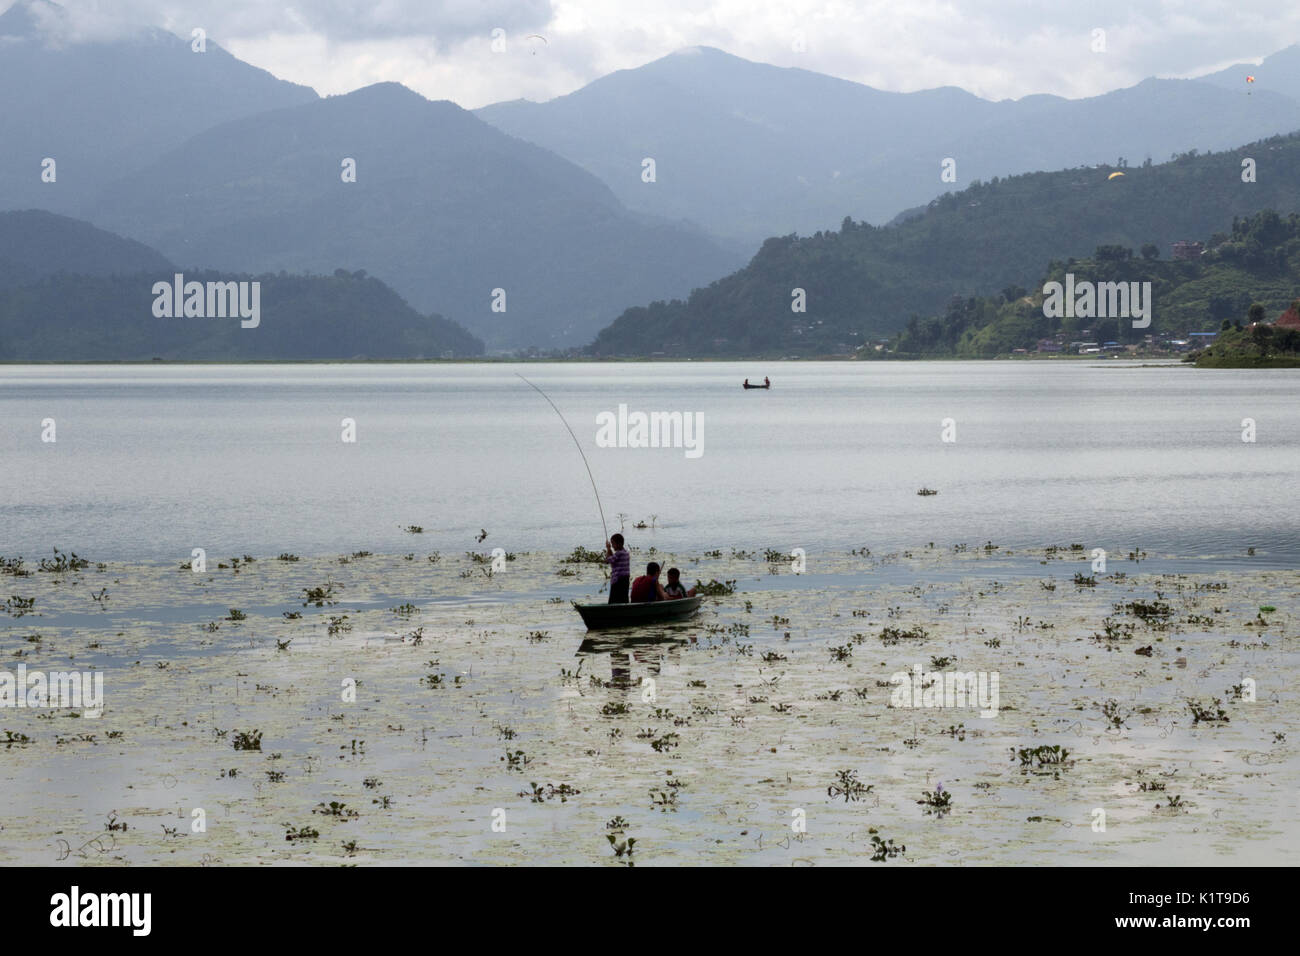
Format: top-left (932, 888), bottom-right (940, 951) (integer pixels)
top-left (12, 0), bottom-right (1300, 108)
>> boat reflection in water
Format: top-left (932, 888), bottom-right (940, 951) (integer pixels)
top-left (575, 628), bottom-right (692, 697)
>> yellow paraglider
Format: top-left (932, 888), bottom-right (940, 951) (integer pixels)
top-left (1247, 75), bottom-right (1255, 95)
top-left (1108, 171), bottom-right (1125, 180)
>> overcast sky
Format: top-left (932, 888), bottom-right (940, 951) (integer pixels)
top-left (12, 0), bottom-right (1300, 108)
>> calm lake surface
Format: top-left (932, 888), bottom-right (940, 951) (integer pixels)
top-left (2, 361), bottom-right (1297, 564)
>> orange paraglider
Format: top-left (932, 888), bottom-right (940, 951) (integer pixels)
top-left (1108, 171), bottom-right (1125, 180)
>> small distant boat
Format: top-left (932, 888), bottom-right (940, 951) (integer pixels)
top-left (572, 596), bottom-right (703, 630)
top-left (742, 379), bottom-right (771, 389)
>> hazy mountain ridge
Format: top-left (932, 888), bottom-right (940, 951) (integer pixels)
top-left (0, 0), bottom-right (320, 213)
top-left (0, 209), bottom-right (176, 285)
top-left (87, 82), bottom-right (743, 349)
top-left (478, 46), bottom-right (1300, 243)
top-left (1194, 44), bottom-right (1300, 100)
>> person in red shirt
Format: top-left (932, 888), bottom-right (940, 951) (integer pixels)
top-left (629, 562), bottom-right (669, 603)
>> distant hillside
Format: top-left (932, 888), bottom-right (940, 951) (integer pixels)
top-left (0, 268), bottom-right (483, 361)
top-left (875, 209), bottom-right (1300, 357)
top-left (479, 45), bottom-right (1300, 243)
top-left (89, 82), bottom-right (742, 350)
top-left (0, 210), bottom-right (175, 286)
top-left (0, 0), bottom-right (319, 213)
top-left (1195, 44), bottom-right (1300, 102)
top-left (588, 131), bottom-right (1300, 357)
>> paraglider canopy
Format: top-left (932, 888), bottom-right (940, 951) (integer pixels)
top-left (1108, 171), bottom-right (1125, 180)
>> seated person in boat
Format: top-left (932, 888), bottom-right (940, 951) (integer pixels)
top-left (663, 567), bottom-right (697, 599)
top-left (629, 561), bottom-right (669, 602)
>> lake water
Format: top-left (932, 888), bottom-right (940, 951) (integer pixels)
top-left (2, 361), bottom-right (1297, 565)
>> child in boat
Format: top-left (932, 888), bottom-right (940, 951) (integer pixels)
top-left (663, 567), bottom-right (696, 599)
top-left (629, 561), bottom-right (669, 602)
top-left (605, 534), bottom-right (630, 604)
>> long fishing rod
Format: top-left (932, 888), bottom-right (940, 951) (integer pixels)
top-left (517, 373), bottom-right (610, 544)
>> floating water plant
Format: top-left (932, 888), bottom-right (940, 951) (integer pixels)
top-left (39, 548), bottom-right (90, 573)
top-left (879, 624), bottom-right (927, 645)
top-left (1098, 699), bottom-right (1131, 729)
top-left (917, 783), bottom-right (952, 816)
top-left (695, 578), bottom-right (737, 596)
top-left (1011, 744), bottom-right (1070, 767)
top-left (827, 769), bottom-right (872, 802)
top-left (4, 595), bottom-right (35, 617)
top-left (1187, 698), bottom-right (1230, 724)
top-left (562, 546), bottom-right (605, 564)
top-left (302, 581), bottom-right (341, 607)
top-left (870, 833), bottom-right (905, 861)
top-left (232, 730), bottom-right (262, 751)
top-left (520, 782), bottom-right (581, 804)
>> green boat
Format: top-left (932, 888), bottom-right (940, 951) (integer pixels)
top-left (572, 595), bottom-right (703, 630)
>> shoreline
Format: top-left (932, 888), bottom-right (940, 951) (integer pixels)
top-left (1, 356), bottom-right (1198, 365)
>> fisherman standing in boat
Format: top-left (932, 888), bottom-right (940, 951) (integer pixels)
top-left (764, 376), bottom-right (770, 387)
top-left (605, 533), bottom-right (630, 603)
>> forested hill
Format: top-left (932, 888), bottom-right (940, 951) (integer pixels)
top-left (588, 131), bottom-right (1300, 357)
top-left (0, 270), bottom-right (484, 361)
top-left (0, 210), bottom-right (176, 283)
top-left (0, 211), bottom-right (484, 360)
top-left (874, 209), bottom-right (1300, 357)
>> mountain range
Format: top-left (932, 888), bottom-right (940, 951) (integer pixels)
top-left (0, 0), bottom-right (317, 213)
top-left (478, 45), bottom-right (1300, 244)
top-left (85, 82), bottom-right (740, 349)
top-left (6, 0), bottom-right (1300, 355)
